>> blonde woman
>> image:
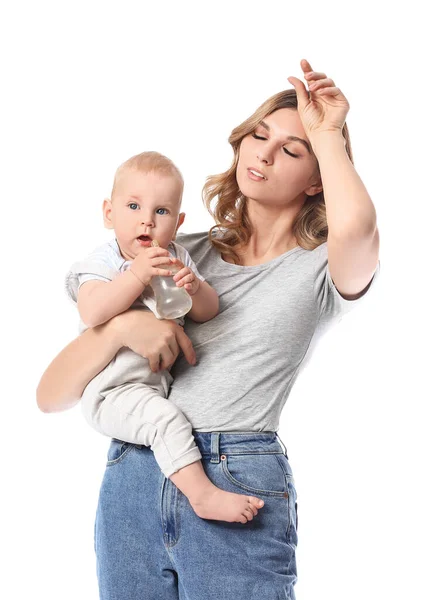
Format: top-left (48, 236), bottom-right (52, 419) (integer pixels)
top-left (37, 59), bottom-right (380, 599)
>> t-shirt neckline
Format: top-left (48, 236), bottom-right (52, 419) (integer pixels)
top-left (213, 244), bottom-right (304, 272)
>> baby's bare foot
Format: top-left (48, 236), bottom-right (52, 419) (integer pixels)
top-left (189, 484), bottom-right (264, 523)
top-left (169, 460), bottom-right (264, 523)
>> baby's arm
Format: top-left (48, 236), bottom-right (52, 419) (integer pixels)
top-left (78, 247), bottom-right (173, 328)
top-left (78, 271), bottom-right (144, 328)
top-left (186, 280), bottom-right (219, 323)
top-left (170, 258), bottom-right (218, 323)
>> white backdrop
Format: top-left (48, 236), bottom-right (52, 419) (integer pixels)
top-left (1, 1), bottom-right (426, 599)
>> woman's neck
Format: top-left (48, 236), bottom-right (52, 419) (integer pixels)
top-left (223, 232), bottom-right (299, 266)
top-left (227, 200), bottom-right (300, 265)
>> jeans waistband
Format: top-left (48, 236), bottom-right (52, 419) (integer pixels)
top-left (192, 431), bottom-right (288, 463)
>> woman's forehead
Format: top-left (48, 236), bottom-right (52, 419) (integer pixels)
top-left (262, 108), bottom-right (307, 140)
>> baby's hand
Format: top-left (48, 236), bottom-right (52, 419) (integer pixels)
top-left (130, 247), bottom-right (173, 286)
top-left (171, 258), bottom-right (200, 296)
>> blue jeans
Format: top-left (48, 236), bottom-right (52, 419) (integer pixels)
top-left (94, 431), bottom-right (299, 599)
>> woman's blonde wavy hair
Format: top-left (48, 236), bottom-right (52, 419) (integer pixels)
top-left (202, 89), bottom-right (353, 264)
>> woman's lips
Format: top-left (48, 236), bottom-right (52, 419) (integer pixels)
top-left (247, 168), bottom-right (267, 182)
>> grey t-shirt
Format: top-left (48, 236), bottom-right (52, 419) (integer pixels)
top-left (169, 231), bottom-right (381, 432)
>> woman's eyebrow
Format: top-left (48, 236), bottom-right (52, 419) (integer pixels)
top-left (259, 120), bottom-right (311, 153)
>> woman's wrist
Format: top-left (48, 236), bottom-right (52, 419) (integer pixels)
top-left (103, 314), bottom-right (128, 351)
top-left (108, 309), bottom-right (155, 349)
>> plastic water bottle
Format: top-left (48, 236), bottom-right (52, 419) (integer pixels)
top-left (150, 240), bottom-right (193, 319)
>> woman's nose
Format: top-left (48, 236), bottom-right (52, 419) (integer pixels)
top-left (257, 152), bottom-right (272, 165)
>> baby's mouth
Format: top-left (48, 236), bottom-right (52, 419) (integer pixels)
top-left (138, 235), bottom-right (152, 242)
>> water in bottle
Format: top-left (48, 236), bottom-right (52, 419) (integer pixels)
top-left (150, 240), bottom-right (193, 319)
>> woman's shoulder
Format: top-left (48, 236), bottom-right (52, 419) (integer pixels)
top-left (175, 230), bottom-right (211, 252)
top-left (175, 230), bottom-right (219, 267)
top-left (176, 230), bottom-right (210, 244)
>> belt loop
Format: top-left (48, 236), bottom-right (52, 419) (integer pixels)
top-left (210, 432), bottom-right (220, 463)
top-left (276, 432), bottom-right (288, 458)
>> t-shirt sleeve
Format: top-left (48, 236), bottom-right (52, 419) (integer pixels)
top-left (313, 241), bottom-right (380, 322)
top-left (78, 272), bottom-right (111, 287)
top-left (65, 243), bottom-right (120, 304)
top-left (170, 241), bottom-right (206, 282)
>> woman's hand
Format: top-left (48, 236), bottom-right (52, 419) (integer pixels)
top-left (36, 309), bottom-right (196, 413)
top-left (287, 58), bottom-right (350, 140)
top-left (112, 309), bottom-right (197, 372)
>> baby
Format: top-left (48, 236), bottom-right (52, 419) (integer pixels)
top-left (65, 151), bottom-right (264, 523)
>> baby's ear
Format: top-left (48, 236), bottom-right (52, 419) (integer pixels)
top-left (173, 212), bottom-right (186, 239)
top-left (102, 198), bottom-right (114, 229)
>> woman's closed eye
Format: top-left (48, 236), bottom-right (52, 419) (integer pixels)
top-left (251, 133), bottom-right (299, 158)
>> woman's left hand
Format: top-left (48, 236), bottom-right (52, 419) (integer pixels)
top-left (287, 59), bottom-right (350, 140)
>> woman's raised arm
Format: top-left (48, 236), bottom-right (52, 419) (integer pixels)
top-left (36, 310), bottom-right (196, 413)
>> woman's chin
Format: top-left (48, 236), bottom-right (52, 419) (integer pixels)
top-left (237, 180), bottom-right (265, 201)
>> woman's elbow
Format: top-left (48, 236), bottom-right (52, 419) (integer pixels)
top-left (36, 384), bottom-right (53, 413)
top-left (36, 382), bottom-right (78, 413)
top-left (36, 380), bottom-right (58, 413)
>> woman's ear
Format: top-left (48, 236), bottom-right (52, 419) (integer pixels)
top-left (304, 173), bottom-right (323, 197)
top-left (305, 183), bottom-right (323, 197)
top-left (103, 198), bottom-right (114, 229)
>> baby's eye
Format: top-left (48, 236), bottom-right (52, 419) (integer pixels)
top-left (128, 203), bottom-right (139, 210)
top-left (156, 208), bottom-right (169, 215)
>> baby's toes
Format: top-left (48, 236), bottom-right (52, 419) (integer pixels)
top-left (249, 506), bottom-right (258, 517)
top-left (249, 496), bottom-right (264, 509)
top-left (246, 501), bottom-right (258, 517)
top-left (243, 507), bottom-right (254, 521)
top-left (238, 513), bottom-right (249, 524)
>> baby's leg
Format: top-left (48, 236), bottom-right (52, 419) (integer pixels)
top-left (81, 354), bottom-right (264, 523)
top-left (82, 383), bottom-right (264, 523)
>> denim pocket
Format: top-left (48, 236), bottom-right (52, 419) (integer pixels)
top-left (220, 453), bottom-right (288, 497)
top-left (106, 439), bottom-right (135, 466)
top-left (285, 475), bottom-right (298, 544)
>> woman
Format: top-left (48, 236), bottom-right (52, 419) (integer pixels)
top-left (37, 59), bottom-right (380, 599)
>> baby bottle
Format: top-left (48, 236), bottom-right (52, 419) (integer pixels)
top-left (150, 240), bottom-right (193, 319)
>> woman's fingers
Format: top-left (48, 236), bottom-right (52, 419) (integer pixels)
top-left (175, 325), bottom-right (197, 366)
top-left (308, 77), bottom-right (335, 91)
top-left (116, 310), bottom-right (196, 372)
top-left (304, 70), bottom-right (327, 81)
top-left (155, 324), bottom-right (196, 369)
top-left (154, 330), bottom-right (180, 371)
top-left (150, 325), bottom-right (196, 372)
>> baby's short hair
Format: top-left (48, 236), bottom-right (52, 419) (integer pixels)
top-left (111, 151), bottom-right (184, 199)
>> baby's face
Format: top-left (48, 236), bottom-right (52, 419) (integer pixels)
top-left (105, 169), bottom-right (183, 260)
